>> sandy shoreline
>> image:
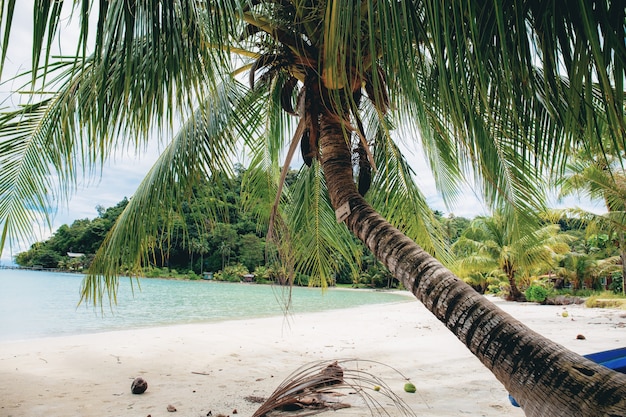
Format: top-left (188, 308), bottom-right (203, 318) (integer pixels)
top-left (1, 294), bottom-right (624, 417)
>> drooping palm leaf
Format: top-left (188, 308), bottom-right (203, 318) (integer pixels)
top-left (81, 79), bottom-right (256, 305)
top-left (284, 162), bottom-right (363, 287)
top-left (0, 58), bottom-right (99, 253)
top-left (0, 1), bottom-right (231, 256)
top-left (366, 124), bottom-right (450, 263)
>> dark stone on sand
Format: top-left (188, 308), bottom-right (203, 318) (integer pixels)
top-left (131, 377), bottom-right (148, 394)
top-left (576, 334), bottom-right (586, 340)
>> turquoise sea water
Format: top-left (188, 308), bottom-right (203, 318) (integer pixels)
top-left (0, 269), bottom-right (411, 342)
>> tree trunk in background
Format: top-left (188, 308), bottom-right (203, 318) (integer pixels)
top-left (317, 110), bottom-right (626, 417)
top-left (504, 261), bottom-right (524, 301)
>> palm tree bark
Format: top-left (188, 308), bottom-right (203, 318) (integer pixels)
top-left (317, 111), bottom-right (626, 417)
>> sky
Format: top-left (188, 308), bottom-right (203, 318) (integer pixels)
top-left (0, 3), bottom-right (605, 265)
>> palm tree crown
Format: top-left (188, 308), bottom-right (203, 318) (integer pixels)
top-left (559, 144), bottom-right (626, 294)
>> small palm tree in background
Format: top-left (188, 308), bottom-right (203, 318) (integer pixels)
top-left (0, 2), bottom-right (625, 415)
top-left (559, 145), bottom-right (626, 295)
top-left (452, 212), bottom-right (573, 300)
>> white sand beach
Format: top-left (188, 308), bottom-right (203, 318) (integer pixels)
top-left (0, 294), bottom-right (624, 417)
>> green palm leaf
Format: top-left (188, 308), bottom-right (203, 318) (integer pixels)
top-left (81, 79), bottom-right (253, 305)
top-left (284, 162), bottom-right (362, 287)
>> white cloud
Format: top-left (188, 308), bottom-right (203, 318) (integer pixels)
top-left (53, 150), bottom-right (160, 225)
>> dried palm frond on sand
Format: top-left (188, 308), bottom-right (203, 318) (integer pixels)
top-left (251, 359), bottom-right (420, 417)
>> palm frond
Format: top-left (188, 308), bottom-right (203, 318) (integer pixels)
top-left (563, 207), bottom-right (626, 236)
top-left (241, 72), bottom-right (301, 288)
top-left (0, 0), bottom-right (239, 257)
top-left (285, 162), bottom-right (362, 287)
top-left (81, 79), bottom-right (251, 306)
top-left (252, 359), bottom-right (419, 417)
top-left (0, 59), bottom-right (91, 254)
top-left (424, 2), bottom-right (623, 150)
top-left (594, 255), bottom-right (622, 277)
top-left (388, 2), bottom-right (624, 228)
top-left (560, 158), bottom-right (626, 212)
top-left (5, 1), bottom-right (235, 88)
top-left (366, 116), bottom-right (449, 263)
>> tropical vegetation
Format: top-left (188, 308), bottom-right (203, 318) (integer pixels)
top-left (0, 1), bottom-right (625, 416)
top-left (15, 190), bottom-right (625, 299)
top-left (452, 211), bottom-right (574, 300)
top-left (558, 141), bottom-right (626, 295)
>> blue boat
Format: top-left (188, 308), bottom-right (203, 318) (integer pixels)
top-left (582, 347), bottom-right (626, 374)
top-left (509, 347), bottom-right (626, 407)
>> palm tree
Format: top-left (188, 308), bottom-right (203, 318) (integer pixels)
top-left (189, 237), bottom-right (210, 273)
top-left (559, 148), bottom-right (626, 295)
top-left (218, 241), bottom-right (232, 270)
top-left (452, 212), bottom-right (573, 300)
top-left (1, 2), bottom-right (625, 415)
top-left (557, 250), bottom-right (598, 290)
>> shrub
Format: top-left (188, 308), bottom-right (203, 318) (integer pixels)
top-left (253, 266), bottom-right (271, 283)
top-left (215, 263), bottom-right (249, 282)
top-left (572, 289), bottom-right (595, 297)
top-left (585, 296), bottom-right (626, 309)
top-left (144, 267), bottom-right (170, 278)
top-left (525, 285), bottom-right (549, 303)
top-left (295, 273), bottom-right (309, 286)
top-left (487, 284), bottom-right (501, 294)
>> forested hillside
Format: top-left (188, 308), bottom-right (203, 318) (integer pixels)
top-left (17, 168), bottom-right (263, 273)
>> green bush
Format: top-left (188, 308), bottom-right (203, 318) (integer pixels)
top-left (144, 267), bottom-right (169, 278)
top-left (215, 263), bottom-right (249, 282)
top-left (487, 284), bottom-right (501, 294)
top-left (572, 289), bottom-right (595, 297)
top-left (295, 273), bottom-right (309, 286)
top-left (525, 285), bottom-right (549, 303)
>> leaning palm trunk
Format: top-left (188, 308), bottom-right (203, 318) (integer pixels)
top-left (318, 112), bottom-right (626, 417)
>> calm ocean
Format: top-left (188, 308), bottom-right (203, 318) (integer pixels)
top-left (0, 269), bottom-right (411, 342)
